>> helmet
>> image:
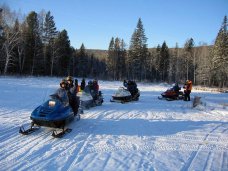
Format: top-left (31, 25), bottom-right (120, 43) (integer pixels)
top-left (66, 76), bottom-right (74, 85)
top-left (66, 76), bottom-right (73, 81)
top-left (93, 79), bottom-right (97, 84)
top-left (88, 81), bottom-right (93, 85)
top-left (60, 79), bottom-right (67, 87)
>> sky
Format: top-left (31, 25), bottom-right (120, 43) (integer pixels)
top-left (0, 0), bottom-right (228, 50)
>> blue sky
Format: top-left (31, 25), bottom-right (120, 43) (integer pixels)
top-left (1, 0), bottom-right (228, 49)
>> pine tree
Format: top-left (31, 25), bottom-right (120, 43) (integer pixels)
top-left (77, 43), bottom-right (88, 77)
top-left (118, 39), bottom-right (127, 80)
top-left (43, 11), bottom-right (57, 44)
top-left (159, 41), bottom-right (169, 81)
top-left (55, 30), bottom-right (71, 76)
top-left (196, 45), bottom-right (212, 86)
top-left (107, 37), bottom-right (115, 79)
top-left (43, 11), bottom-right (57, 75)
top-left (154, 44), bottom-right (161, 81)
top-left (211, 15), bottom-right (228, 87)
top-left (24, 11), bottom-right (43, 75)
top-left (169, 43), bottom-right (180, 83)
top-left (128, 18), bottom-right (148, 80)
top-left (184, 38), bottom-right (194, 81)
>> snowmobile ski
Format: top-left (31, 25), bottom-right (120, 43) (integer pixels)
top-left (158, 96), bottom-right (176, 101)
top-left (19, 124), bottom-right (40, 135)
top-left (52, 128), bottom-right (72, 138)
top-left (110, 99), bottom-right (129, 104)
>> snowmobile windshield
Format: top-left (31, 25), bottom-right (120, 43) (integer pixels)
top-left (114, 87), bottom-right (131, 97)
top-left (50, 94), bottom-right (60, 100)
top-left (49, 94), bottom-right (68, 106)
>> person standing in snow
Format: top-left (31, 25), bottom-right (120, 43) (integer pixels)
top-left (80, 78), bottom-right (86, 91)
top-left (183, 80), bottom-right (192, 101)
top-left (74, 79), bottom-right (79, 94)
top-left (66, 76), bottom-right (79, 115)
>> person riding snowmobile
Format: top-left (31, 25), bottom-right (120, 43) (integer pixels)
top-left (172, 83), bottom-right (181, 97)
top-left (55, 79), bottom-right (69, 106)
top-left (183, 80), bottom-right (192, 101)
top-left (84, 81), bottom-right (96, 100)
top-left (92, 79), bottom-right (99, 100)
top-left (124, 80), bottom-right (139, 99)
top-left (123, 80), bottom-right (128, 88)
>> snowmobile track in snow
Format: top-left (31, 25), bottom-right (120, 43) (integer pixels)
top-left (0, 130), bottom-right (56, 169)
top-left (180, 123), bottom-right (228, 171)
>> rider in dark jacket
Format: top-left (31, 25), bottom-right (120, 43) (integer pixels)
top-left (66, 76), bottom-right (79, 115)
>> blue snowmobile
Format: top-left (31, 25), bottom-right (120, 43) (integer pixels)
top-left (19, 94), bottom-right (80, 138)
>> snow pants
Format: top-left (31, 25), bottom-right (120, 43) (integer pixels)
top-left (184, 90), bottom-right (191, 101)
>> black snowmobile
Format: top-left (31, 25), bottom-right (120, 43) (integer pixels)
top-left (111, 87), bottom-right (140, 103)
top-left (158, 88), bottom-right (184, 101)
top-left (19, 94), bottom-right (80, 138)
top-left (77, 90), bottom-right (103, 109)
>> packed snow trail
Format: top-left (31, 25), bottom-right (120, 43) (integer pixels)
top-left (0, 77), bottom-right (227, 171)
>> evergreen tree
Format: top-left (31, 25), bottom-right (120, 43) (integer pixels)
top-left (159, 41), bottom-right (169, 81)
top-left (211, 15), bottom-right (228, 87)
top-left (55, 30), bottom-right (71, 76)
top-left (43, 11), bottom-right (57, 44)
top-left (196, 45), bottom-right (212, 86)
top-left (184, 38), bottom-right (194, 81)
top-left (43, 11), bottom-right (57, 75)
top-left (169, 43), bottom-right (180, 83)
top-left (77, 43), bottom-right (88, 77)
top-left (107, 37), bottom-right (127, 80)
top-left (107, 37), bottom-right (115, 79)
top-left (24, 11), bottom-right (43, 75)
top-left (128, 18), bottom-right (148, 80)
top-left (118, 39), bottom-right (127, 80)
top-left (154, 44), bottom-right (161, 81)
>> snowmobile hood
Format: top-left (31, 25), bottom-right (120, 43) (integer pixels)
top-left (77, 91), bottom-right (93, 101)
top-left (30, 97), bottom-right (74, 125)
top-left (113, 87), bottom-right (131, 97)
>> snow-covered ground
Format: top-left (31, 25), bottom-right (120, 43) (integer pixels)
top-left (0, 77), bottom-right (227, 171)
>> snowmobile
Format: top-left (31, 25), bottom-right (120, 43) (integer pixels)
top-left (158, 88), bottom-right (184, 101)
top-left (19, 94), bottom-right (80, 138)
top-left (77, 90), bottom-right (103, 109)
top-left (110, 87), bottom-right (140, 103)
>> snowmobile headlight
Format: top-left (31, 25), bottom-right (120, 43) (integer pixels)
top-left (49, 100), bottom-right (56, 107)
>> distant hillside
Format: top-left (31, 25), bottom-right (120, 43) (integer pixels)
top-left (86, 49), bottom-right (108, 59)
top-left (87, 46), bottom-right (212, 59)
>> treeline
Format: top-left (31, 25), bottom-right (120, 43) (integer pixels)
top-left (0, 6), bottom-right (106, 78)
top-left (107, 17), bottom-right (227, 87)
top-left (0, 5), bottom-right (227, 87)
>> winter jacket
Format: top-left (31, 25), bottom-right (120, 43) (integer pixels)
top-left (93, 82), bottom-right (99, 92)
top-left (55, 88), bottom-right (69, 105)
top-left (81, 79), bottom-right (85, 90)
top-left (173, 85), bottom-right (180, 92)
top-left (188, 81), bottom-right (192, 90)
top-left (184, 80), bottom-right (192, 93)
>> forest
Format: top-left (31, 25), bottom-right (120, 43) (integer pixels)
top-left (0, 5), bottom-right (227, 87)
